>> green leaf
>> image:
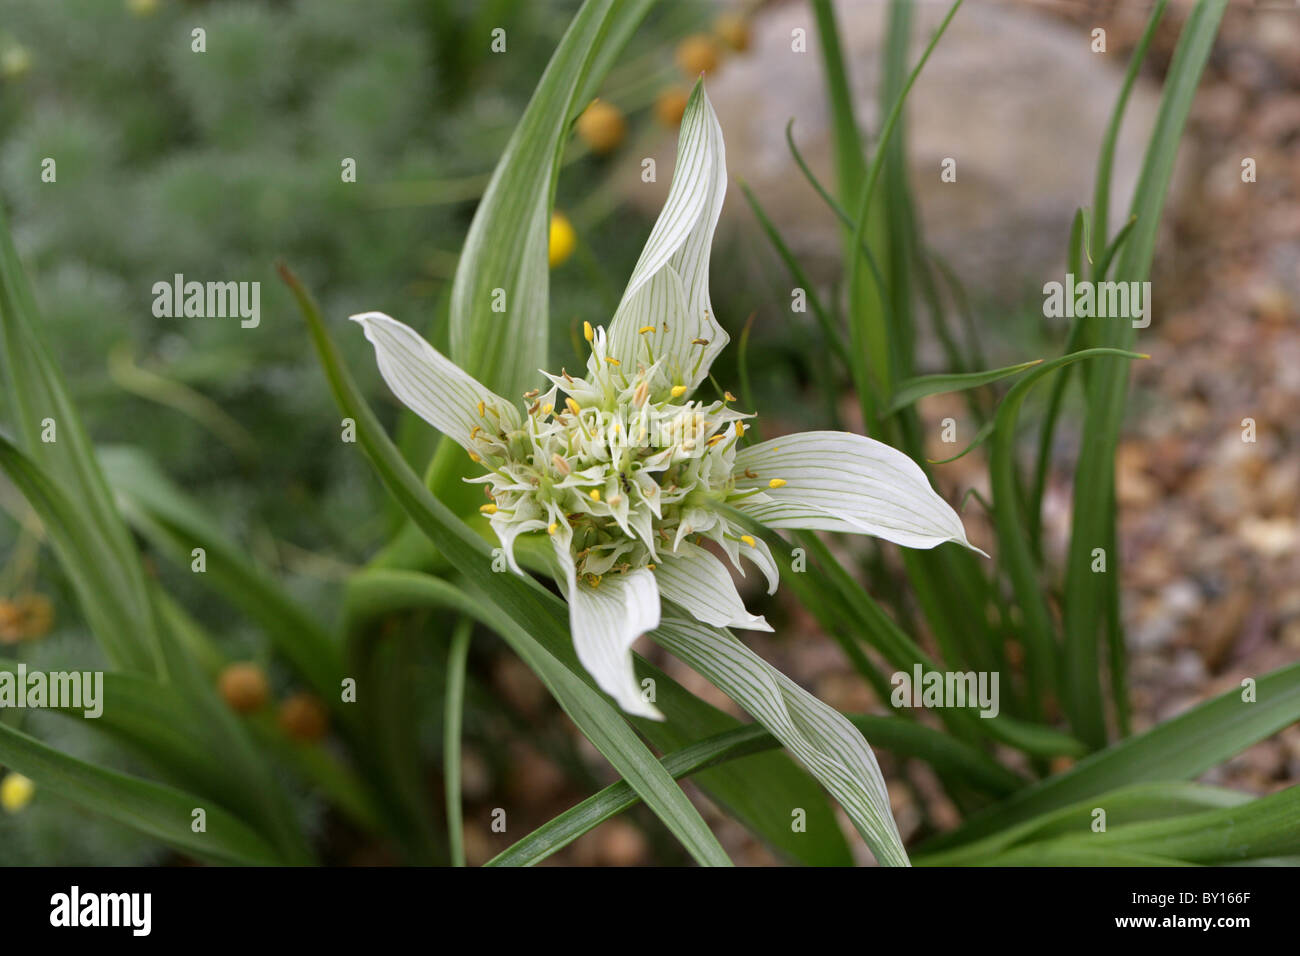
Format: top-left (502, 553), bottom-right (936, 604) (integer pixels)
top-left (917, 782), bottom-right (1251, 865)
top-left (988, 348), bottom-right (1148, 718)
top-left (885, 359), bottom-right (1044, 416)
top-left (653, 617), bottom-right (910, 866)
top-left (449, 0), bottom-right (653, 400)
top-left (489, 706), bottom-right (1028, 867)
top-left (631, 657), bottom-right (855, 866)
top-left (0, 721), bottom-right (283, 865)
top-left (285, 269), bottom-right (728, 866)
top-left (0, 201), bottom-right (160, 674)
top-left (919, 658), bottom-right (1300, 853)
top-left (99, 445), bottom-right (345, 707)
top-left (1062, 0), bottom-right (1227, 748)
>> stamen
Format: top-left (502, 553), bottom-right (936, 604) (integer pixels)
top-left (469, 452), bottom-right (482, 463)
top-left (552, 453), bottom-right (571, 475)
top-left (605, 356), bottom-right (621, 367)
top-left (670, 385), bottom-right (687, 398)
top-left (477, 400), bottom-right (486, 417)
top-left (724, 391), bottom-right (737, 403)
top-left (637, 325), bottom-right (656, 334)
top-left (740, 534), bottom-right (756, 546)
top-left (706, 434), bottom-right (725, 447)
top-left (589, 489), bottom-right (601, 502)
top-left (547, 522), bottom-right (558, 535)
top-left (479, 504), bottom-right (498, 515)
top-left (692, 338), bottom-right (709, 346)
top-left (583, 321), bottom-right (594, 343)
top-left (768, 478), bottom-right (787, 488)
top-left (565, 397), bottom-right (582, 416)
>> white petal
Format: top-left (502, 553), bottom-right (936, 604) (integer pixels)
top-left (350, 311), bottom-right (520, 450)
top-left (733, 431), bottom-right (981, 553)
top-left (654, 542), bottom-right (771, 632)
top-left (652, 617), bottom-right (909, 867)
top-left (567, 568), bottom-right (664, 720)
top-left (606, 83), bottom-right (728, 389)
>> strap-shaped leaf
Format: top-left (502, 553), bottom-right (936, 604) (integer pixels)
top-left (653, 617), bottom-right (910, 866)
top-left (0, 722), bottom-right (283, 866)
top-left (449, 0), bottom-right (654, 401)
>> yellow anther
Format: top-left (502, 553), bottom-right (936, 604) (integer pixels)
top-left (605, 356), bottom-right (621, 367)
top-left (583, 321), bottom-right (594, 342)
top-left (608, 494), bottom-right (622, 507)
top-left (469, 452), bottom-right (481, 463)
top-left (565, 397), bottom-right (581, 416)
top-left (638, 325), bottom-right (656, 334)
top-left (670, 385), bottom-right (687, 398)
top-left (547, 522), bottom-right (558, 535)
top-left (691, 338), bottom-right (709, 346)
top-left (551, 453), bottom-right (571, 475)
top-left (768, 478), bottom-right (787, 489)
top-left (736, 422), bottom-right (746, 436)
top-left (589, 489), bottom-right (601, 502)
top-left (479, 504), bottom-right (498, 515)
top-left (724, 391), bottom-right (737, 402)
top-left (477, 400), bottom-right (486, 417)
top-left (542, 403), bottom-right (554, 415)
top-left (470, 425), bottom-right (481, 439)
top-left (707, 434), bottom-right (726, 447)
top-left (740, 534), bottom-right (756, 547)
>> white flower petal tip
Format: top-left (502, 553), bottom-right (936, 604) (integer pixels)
top-left (568, 568), bottom-right (664, 721)
top-left (654, 543), bottom-right (772, 632)
top-left (348, 310), bottom-right (518, 452)
top-left (733, 431), bottom-right (981, 555)
top-left (605, 83), bottom-right (729, 390)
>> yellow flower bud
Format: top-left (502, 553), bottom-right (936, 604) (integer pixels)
top-left (218, 662), bottom-right (270, 714)
top-left (1, 773), bottom-right (34, 813)
top-left (714, 13), bottom-right (750, 52)
top-left (549, 212), bottom-right (576, 268)
top-left (576, 100), bottom-right (626, 155)
top-left (654, 87), bottom-right (689, 128)
top-left (676, 35), bottom-right (719, 76)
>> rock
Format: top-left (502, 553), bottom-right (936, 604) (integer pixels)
top-left (646, 0), bottom-right (1173, 300)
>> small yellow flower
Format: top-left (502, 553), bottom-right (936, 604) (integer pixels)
top-left (1, 773), bottom-right (34, 813)
top-left (549, 212), bottom-right (577, 268)
top-left (218, 662), bottom-right (269, 714)
top-left (654, 87), bottom-right (689, 128)
top-left (576, 100), bottom-right (626, 155)
top-left (714, 13), bottom-right (750, 52)
top-left (676, 35), bottom-right (719, 76)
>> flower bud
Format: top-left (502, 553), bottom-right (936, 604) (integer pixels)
top-left (218, 662), bottom-right (270, 714)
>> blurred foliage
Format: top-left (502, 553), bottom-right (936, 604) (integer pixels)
top-left (0, 0), bottom-right (711, 864)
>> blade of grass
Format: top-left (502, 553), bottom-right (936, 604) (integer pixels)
top-left (1063, 0), bottom-right (1227, 749)
top-left (444, 617), bottom-right (472, 867)
top-left (919, 657), bottom-right (1300, 853)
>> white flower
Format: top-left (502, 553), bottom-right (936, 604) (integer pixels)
top-left (351, 84), bottom-right (977, 720)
